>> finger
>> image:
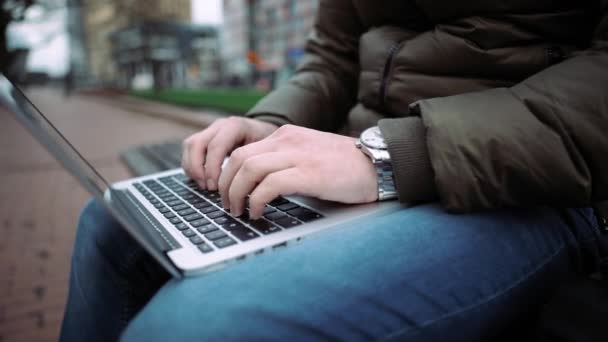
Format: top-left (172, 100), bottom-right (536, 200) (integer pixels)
top-left (248, 168), bottom-right (311, 219)
top-left (181, 137), bottom-right (192, 175)
top-left (203, 126), bottom-right (246, 191)
top-left (218, 138), bottom-right (278, 208)
top-left (227, 152), bottom-right (294, 216)
top-left (182, 133), bottom-right (204, 180)
top-left (184, 127), bottom-right (219, 187)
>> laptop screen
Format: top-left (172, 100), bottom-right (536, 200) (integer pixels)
top-left (0, 74), bottom-right (110, 199)
top-left (1, 74), bottom-right (182, 277)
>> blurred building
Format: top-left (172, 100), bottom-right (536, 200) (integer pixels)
top-left (222, 0), bottom-right (318, 89)
top-left (66, 0), bottom-right (89, 87)
top-left (221, 0), bottom-right (250, 87)
top-left (81, 0), bottom-right (191, 86)
top-left (110, 21), bottom-right (219, 89)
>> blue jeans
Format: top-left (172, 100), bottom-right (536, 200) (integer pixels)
top-left (60, 200), bottom-right (603, 341)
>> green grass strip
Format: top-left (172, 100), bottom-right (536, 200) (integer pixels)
top-left (130, 89), bottom-right (268, 114)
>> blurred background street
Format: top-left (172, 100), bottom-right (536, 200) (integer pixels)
top-left (1, 0), bottom-right (320, 340)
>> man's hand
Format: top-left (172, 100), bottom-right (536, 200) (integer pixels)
top-left (182, 117), bottom-right (279, 190)
top-left (218, 125), bottom-right (379, 219)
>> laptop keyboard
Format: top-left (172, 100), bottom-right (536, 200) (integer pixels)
top-left (132, 172), bottom-right (323, 254)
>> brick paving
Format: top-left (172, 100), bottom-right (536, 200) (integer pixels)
top-left (0, 88), bottom-right (216, 341)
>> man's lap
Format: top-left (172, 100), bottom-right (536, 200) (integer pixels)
top-left (111, 203), bottom-right (596, 341)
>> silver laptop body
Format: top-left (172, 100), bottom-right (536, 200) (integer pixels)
top-left (0, 75), bottom-right (402, 278)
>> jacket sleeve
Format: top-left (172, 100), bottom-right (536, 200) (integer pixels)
top-left (380, 9), bottom-right (608, 212)
top-left (246, 0), bottom-right (364, 132)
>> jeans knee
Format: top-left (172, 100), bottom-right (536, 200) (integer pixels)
top-left (72, 198), bottom-right (132, 267)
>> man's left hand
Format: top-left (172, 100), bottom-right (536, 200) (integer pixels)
top-left (218, 125), bottom-right (378, 219)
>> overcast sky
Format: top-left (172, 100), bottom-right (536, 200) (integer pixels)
top-left (7, 0), bottom-right (223, 77)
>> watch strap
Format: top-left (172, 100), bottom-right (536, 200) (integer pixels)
top-left (376, 160), bottom-right (397, 201)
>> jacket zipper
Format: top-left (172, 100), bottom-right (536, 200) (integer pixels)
top-left (379, 40), bottom-right (407, 110)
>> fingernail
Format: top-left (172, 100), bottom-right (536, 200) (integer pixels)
top-left (207, 179), bottom-right (215, 190)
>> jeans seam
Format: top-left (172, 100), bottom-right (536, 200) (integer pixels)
top-left (379, 242), bottom-right (567, 341)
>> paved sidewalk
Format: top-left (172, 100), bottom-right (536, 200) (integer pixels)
top-left (87, 92), bottom-right (230, 128)
top-left (0, 87), bottom-right (218, 341)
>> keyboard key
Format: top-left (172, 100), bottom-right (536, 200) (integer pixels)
top-left (214, 216), bottom-right (232, 225)
top-left (177, 208), bottom-right (196, 216)
top-left (207, 210), bottom-right (226, 219)
top-left (286, 207), bottom-right (323, 221)
top-left (206, 192), bottom-right (220, 200)
top-left (152, 189), bottom-right (169, 196)
top-left (275, 217), bottom-right (302, 229)
top-left (184, 213), bottom-right (204, 222)
top-left (276, 202), bottom-right (299, 212)
top-left (265, 211), bottom-right (287, 221)
top-left (167, 200), bottom-right (182, 207)
top-left (190, 235), bottom-right (204, 245)
top-left (197, 224), bottom-right (218, 234)
top-left (160, 196), bottom-right (177, 203)
top-left (158, 207), bottom-right (170, 214)
top-left (263, 207), bottom-right (276, 215)
top-left (169, 217), bottom-right (182, 225)
top-left (174, 223), bottom-right (189, 231)
top-left (182, 194), bottom-right (195, 200)
top-left (153, 203), bottom-right (165, 209)
top-left (214, 236), bottom-right (236, 248)
top-left (298, 212), bottom-right (323, 222)
top-left (172, 204), bottom-right (189, 211)
top-left (230, 227), bottom-right (259, 242)
top-left (286, 207), bottom-right (312, 217)
top-left (236, 209), bottom-right (253, 222)
top-left (190, 218), bottom-right (210, 227)
top-left (194, 201), bottom-right (212, 209)
top-left (269, 197), bottom-right (289, 206)
top-left (210, 197), bottom-right (222, 203)
top-left (182, 229), bottom-right (196, 237)
top-left (198, 243), bottom-right (213, 253)
top-left (205, 230), bottom-right (227, 241)
top-left (200, 206), bottom-right (218, 214)
top-left (221, 221), bottom-right (244, 231)
top-left (164, 212), bottom-right (176, 219)
top-left (187, 197), bottom-right (203, 204)
top-left (168, 201), bottom-right (186, 208)
top-left (250, 220), bottom-right (281, 234)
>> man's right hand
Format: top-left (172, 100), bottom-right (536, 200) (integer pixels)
top-left (182, 117), bottom-right (279, 191)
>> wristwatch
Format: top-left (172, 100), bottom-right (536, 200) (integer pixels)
top-left (355, 126), bottom-right (398, 201)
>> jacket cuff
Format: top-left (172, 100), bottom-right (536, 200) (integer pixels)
top-left (378, 117), bottom-right (437, 203)
top-left (247, 113), bottom-right (293, 127)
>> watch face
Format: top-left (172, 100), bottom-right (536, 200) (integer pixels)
top-left (361, 126), bottom-right (387, 149)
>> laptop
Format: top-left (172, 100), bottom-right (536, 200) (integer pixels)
top-left (0, 74), bottom-right (401, 277)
